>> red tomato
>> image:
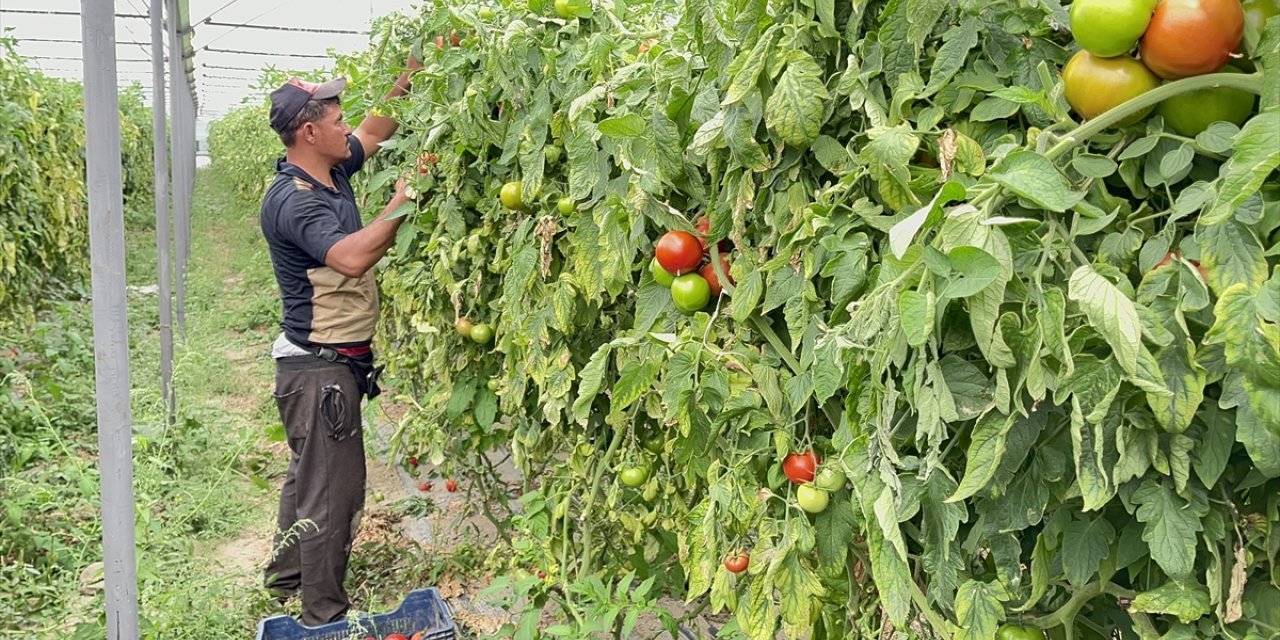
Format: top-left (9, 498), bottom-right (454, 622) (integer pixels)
top-left (446, 479), bottom-right (458, 492)
top-left (1156, 251), bottom-right (1209, 281)
top-left (408, 455), bottom-right (419, 467)
top-left (434, 35), bottom-right (446, 50)
top-left (655, 231), bottom-right (702, 275)
top-left (385, 634), bottom-right (410, 640)
top-left (450, 29), bottom-right (462, 47)
top-left (1139, 0), bottom-right (1244, 79)
top-left (699, 254), bottom-right (733, 297)
top-left (782, 451), bottom-right (819, 485)
top-left (418, 481), bottom-right (433, 492)
top-left (723, 553), bottom-right (750, 573)
top-left (694, 215), bottom-right (729, 252)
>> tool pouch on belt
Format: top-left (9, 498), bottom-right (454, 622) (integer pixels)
top-left (344, 351), bottom-right (384, 401)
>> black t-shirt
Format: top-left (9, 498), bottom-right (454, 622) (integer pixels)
top-left (260, 135), bottom-right (378, 348)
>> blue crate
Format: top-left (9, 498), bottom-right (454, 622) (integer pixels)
top-left (256, 588), bottom-right (456, 640)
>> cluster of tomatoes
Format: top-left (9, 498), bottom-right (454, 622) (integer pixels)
top-left (649, 218), bottom-right (734, 314)
top-left (720, 452), bottom-right (845, 575)
top-left (403, 455), bottom-right (460, 493)
top-left (1062, 0), bottom-right (1266, 136)
top-left (362, 632), bottom-right (429, 640)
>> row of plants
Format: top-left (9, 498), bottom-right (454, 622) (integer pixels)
top-left (0, 38), bottom-right (155, 327)
top-left (211, 1), bottom-right (1280, 637)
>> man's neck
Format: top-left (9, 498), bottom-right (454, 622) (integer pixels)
top-left (285, 153), bottom-right (336, 189)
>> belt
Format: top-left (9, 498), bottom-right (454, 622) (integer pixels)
top-left (311, 344), bottom-right (372, 362)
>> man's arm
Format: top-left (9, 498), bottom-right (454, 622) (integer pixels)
top-left (323, 178), bottom-right (412, 278)
top-left (353, 55), bottom-right (421, 159)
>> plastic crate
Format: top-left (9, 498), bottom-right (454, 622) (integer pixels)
top-left (256, 588), bottom-right (456, 640)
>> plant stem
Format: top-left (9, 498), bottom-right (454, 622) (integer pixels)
top-left (1044, 72), bottom-right (1264, 161)
top-left (579, 419), bottom-right (626, 575)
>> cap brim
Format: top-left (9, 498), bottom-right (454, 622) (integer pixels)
top-left (312, 78), bottom-right (347, 100)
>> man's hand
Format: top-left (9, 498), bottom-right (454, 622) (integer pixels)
top-left (323, 175), bottom-right (413, 278)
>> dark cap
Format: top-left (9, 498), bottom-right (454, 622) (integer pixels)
top-left (268, 77), bottom-right (347, 133)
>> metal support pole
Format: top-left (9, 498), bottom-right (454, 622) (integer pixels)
top-left (167, 0), bottom-right (187, 335)
top-left (80, 1), bottom-right (140, 637)
top-left (152, 0), bottom-right (174, 422)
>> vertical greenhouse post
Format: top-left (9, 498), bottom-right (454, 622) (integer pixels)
top-left (80, 0), bottom-right (140, 637)
top-left (152, 0), bottom-right (174, 422)
top-left (168, 0), bottom-right (188, 335)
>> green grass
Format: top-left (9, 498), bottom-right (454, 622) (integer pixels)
top-left (2, 168), bottom-right (490, 639)
top-left (1, 171), bottom-right (287, 637)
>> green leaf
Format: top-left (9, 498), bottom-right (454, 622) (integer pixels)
top-left (1203, 108), bottom-right (1280, 225)
top-left (1071, 398), bottom-right (1116, 511)
top-left (765, 52), bottom-right (830, 147)
top-left (812, 338), bottom-right (844, 405)
top-left (724, 103), bottom-right (770, 171)
top-left (566, 123), bottom-right (600, 201)
top-left (923, 16), bottom-right (980, 97)
top-left (948, 411), bottom-right (1015, 503)
top-left (898, 290), bottom-right (933, 348)
top-left (1068, 265), bottom-right (1142, 376)
top-left (571, 343), bottom-right (613, 423)
top-left (1195, 121), bottom-right (1238, 154)
top-left (1131, 581), bottom-right (1212, 624)
top-left (1148, 338), bottom-right (1205, 434)
top-left (861, 125), bottom-right (921, 210)
top-left (611, 359), bottom-right (659, 413)
top-left (953, 580), bottom-right (1008, 640)
top-left (1192, 405), bottom-right (1236, 488)
top-left (730, 270), bottom-right (764, 323)
top-left (942, 246), bottom-right (1001, 299)
top-left (723, 26), bottom-right (778, 105)
top-left (1062, 516), bottom-right (1116, 587)
top-left (970, 97), bottom-right (1021, 122)
top-left (888, 181), bottom-right (966, 259)
top-left (596, 113), bottom-right (646, 138)
top-left (1197, 218), bottom-right (1267, 295)
top-left (1071, 154), bottom-right (1118, 179)
top-left (1133, 479), bottom-right (1204, 579)
top-left (815, 494), bottom-right (857, 567)
top-left (1205, 279), bottom-right (1280, 435)
top-left (988, 150), bottom-right (1086, 213)
top-left (1236, 397), bottom-right (1280, 477)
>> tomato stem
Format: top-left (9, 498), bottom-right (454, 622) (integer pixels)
top-left (579, 416), bottom-right (626, 575)
top-left (1045, 72), bottom-right (1265, 161)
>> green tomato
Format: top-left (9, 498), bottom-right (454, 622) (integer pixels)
top-left (1069, 0), bottom-right (1157, 57)
top-left (996, 625), bottom-right (1046, 640)
top-left (500, 181), bottom-right (527, 212)
top-left (649, 258), bottom-right (675, 288)
top-left (814, 466), bottom-right (845, 492)
top-left (670, 273), bottom-right (710, 313)
top-left (487, 377), bottom-right (499, 392)
top-left (1156, 65), bottom-right (1255, 136)
top-left (478, 7), bottom-right (496, 19)
top-left (1062, 50), bottom-right (1160, 124)
top-left (557, 196), bottom-right (576, 215)
top-left (470, 323), bottom-right (494, 344)
top-left (642, 434), bottom-right (665, 454)
top-left (1244, 0), bottom-right (1280, 43)
top-left (796, 484), bottom-right (830, 514)
top-left (554, 0), bottom-right (589, 19)
top-left (619, 465), bottom-right (649, 488)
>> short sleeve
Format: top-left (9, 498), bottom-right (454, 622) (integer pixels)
top-left (276, 193), bottom-right (347, 265)
top-left (336, 134), bottom-right (366, 177)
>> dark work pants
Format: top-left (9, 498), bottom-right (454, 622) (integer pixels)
top-left (263, 355), bottom-right (366, 626)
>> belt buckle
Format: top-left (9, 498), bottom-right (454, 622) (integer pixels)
top-left (317, 346), bottom-right (339, 362)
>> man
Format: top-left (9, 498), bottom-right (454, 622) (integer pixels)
top-left (258, 59), bottom-right (418, 625)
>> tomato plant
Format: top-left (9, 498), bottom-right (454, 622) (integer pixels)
top-left (321, 1), bottom-right (1279, 638)
top-left (1061, 51), bottom-right (1160, 123)
top-left (1139, 0), bottom-right (1245, 79)
top-left (1068, 0), bottom-right (1156, 57)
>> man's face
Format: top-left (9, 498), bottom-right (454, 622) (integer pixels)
top-left (304, 103), bottom-right (352, 163)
